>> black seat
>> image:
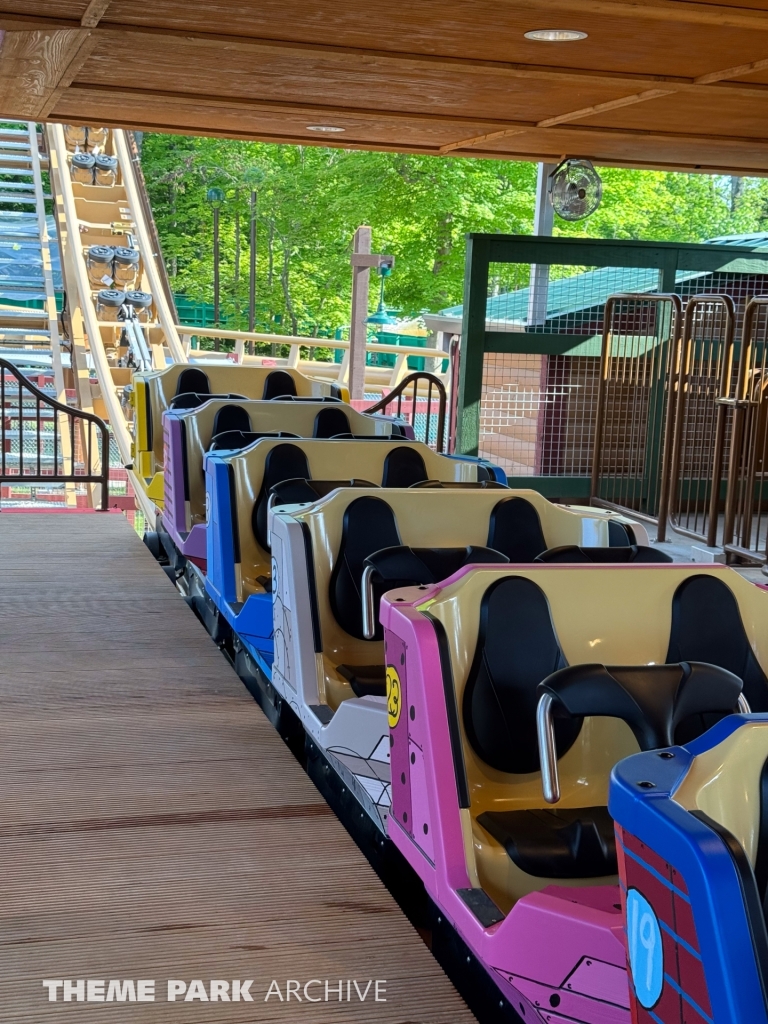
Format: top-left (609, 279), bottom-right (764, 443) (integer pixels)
top-left (329, 496), bottom-right (401, 640)
top-left (609, 519), bottom-right (636, 546)
top-left (535, 545), bottom-right (672, 564)
top-left (212, 403), bottom-right (252, 437)
top-left (667, 574), bottom-right (768, 712)
top-left (175, 367), bottom-right (210, 396)
top-left (313, 407), bottom-right (351, 438)
top-left (478, 806), bottom-right (616, 879)
top-left (381, 446), bottom-right (428, 487)
top-left (486, 497), bottom-right (547, 562)
top-left (251, 444), bottom-right (311, 550)
top-left (262, 370), bottom-right (297, 400)
top-left (477, 658), bottom-right (742, 880)
top-left (462, 576), bottom-right (579, 775)
top-left (209, 430), bottom-right (300, 452)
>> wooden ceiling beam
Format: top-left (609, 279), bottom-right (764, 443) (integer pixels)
top-left (3, 11), bottom-right (768, 102)
top-left (440, 52), bottom-right (768, 154)
top-left (81, 1), bottom-right (112, 29)
top-left (0, 28), bottom-right (96, 119)
top-left (42, 107), bottom-right (768, 177)
top-left (53, 82), bottom-right (768, 152)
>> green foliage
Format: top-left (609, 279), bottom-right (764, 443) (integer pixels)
top-left (140, 133), bottom-right (768, 334)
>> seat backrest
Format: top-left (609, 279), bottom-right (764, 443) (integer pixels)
top-left (262, 370), bottom-right (298, 399)
top-left (536, 545), bottom-right (672, 564)
top-left (486, 496), bottom-right (548, 561)
top-left (382, 446), bottom-right (428, 487)
top-left (252, 444), bottom-right (311, 550)
top-left (667, 574), bottom-right (768, 711)
top-left (212, 403), bottom-right (252, 437)
top-left (462, 576), bottom-right (581, 774)
top-left (175, 366), bottom-right (210, 396)
top-left (329, 496), bottom-right (402, 639)
top-left (313, 407), bottom-right (351, 438)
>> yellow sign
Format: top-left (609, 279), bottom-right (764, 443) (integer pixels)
top-left (386, 665), bottom-right (402, 729)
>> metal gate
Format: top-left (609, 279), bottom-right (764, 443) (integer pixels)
top-left (665, 295), bottom-right (735, 546)
top-left (722, 297), bottom-right (768, 562)
top-left (590, 294), bottom-right (682, 525)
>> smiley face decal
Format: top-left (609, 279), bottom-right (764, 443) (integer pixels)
top-left (386, 665), bottom-right (402, 728)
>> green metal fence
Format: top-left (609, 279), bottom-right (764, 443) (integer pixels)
top-left (456, 234), bottom-right (768, 497)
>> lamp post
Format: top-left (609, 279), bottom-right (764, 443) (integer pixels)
top-left (206, 186), bottom-right (224, 350)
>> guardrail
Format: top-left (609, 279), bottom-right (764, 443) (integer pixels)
top-left (0, 359), bottom-right (110, 509)
top-left (174, 325), bottom-right (450, 392)
top-left (366, 372), bottom-right (447, 452)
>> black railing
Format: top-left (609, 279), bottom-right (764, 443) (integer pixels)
top-left (367, 371), bottom-right (447, 452)
top-left (0, 359), bottom-right (110, 509)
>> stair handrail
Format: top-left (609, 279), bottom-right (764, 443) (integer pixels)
top-left (0, 359), bottom-right (110, 510)
top-left (366, 371), bottom-right (447, 452)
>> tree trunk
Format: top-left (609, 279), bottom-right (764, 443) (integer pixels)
top-left (280, 241), bottom-right (298, 336)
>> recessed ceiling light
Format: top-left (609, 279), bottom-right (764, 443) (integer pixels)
top-left (524, 28), bottom-right (588, 41)
top-left (306, 125), bottom-right (345, 133)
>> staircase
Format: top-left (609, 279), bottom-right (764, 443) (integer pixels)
top-left (0, 121), bottom-right (90, 508)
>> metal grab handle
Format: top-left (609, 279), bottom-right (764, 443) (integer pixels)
top-left (536, 693), bottom-right (560, 804)
top-left (361, 564), bottom-right (377, 640)
top-left (536, 690), bottom-right (751, 804)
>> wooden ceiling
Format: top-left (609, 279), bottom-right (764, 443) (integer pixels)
top-left (2, 1), bottom-right (768, 173)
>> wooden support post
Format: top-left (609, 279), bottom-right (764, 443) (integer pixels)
top-left (349, 225), bottom-right (372, 401)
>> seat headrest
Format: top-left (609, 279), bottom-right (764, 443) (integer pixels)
top-left (313, 407), bottom-right (351, 439)
top-left (169, 391), bottom-right (247, 411)
top-left (261, 370), bottom-right (298, 400)
top-left (252, 444), bottom-right (311, 550)
top-left (175, 367), bottom-right (211, 396)
top-left (462, 575), bottom-right (579, 774)
top-left (329, 496), bottom-right (401, 640)
top-left (667, 574), bottom-right (768, 712)
top-left (212, 404), bottom-right (252, 438)
top-left (381, 446), bottom-right (428, 487)
top-left (208, 430), bottom-right (300, 452)
top-left (608, 519), bottom-right (637, 546)
top-left (535, 545), bottom-right (672, 564)
top-left (486, 497), bottom-right (547, 562)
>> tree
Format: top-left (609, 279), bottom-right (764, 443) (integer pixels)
top-left (140, 134), bottom-right (768, 336)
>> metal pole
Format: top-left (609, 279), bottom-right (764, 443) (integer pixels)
top-left (213, 206), bottom-right (220, 351)
top-left (349, 225), bottom-right (372, 401)
top-left (248, 189), bottom-right (257, 355)
top-left (527, 162), bottom-right (556, 327)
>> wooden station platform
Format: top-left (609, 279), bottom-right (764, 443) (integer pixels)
top-left (0, 510), bottom-right (473, 1023)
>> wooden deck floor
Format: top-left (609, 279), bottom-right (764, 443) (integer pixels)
top-left (0, 511), bottom-right (473, 1023)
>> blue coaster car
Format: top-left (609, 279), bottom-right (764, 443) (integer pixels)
top-left (610, 714), bottom-right (768, 1024)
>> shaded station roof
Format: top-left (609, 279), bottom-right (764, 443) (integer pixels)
top-left (1, 2), bottom-right (768, 174)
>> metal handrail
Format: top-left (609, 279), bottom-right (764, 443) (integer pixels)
top-left (366, 371), bottom-right (447, 453)
top-left (0, 359), bottom-right (110, 509)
